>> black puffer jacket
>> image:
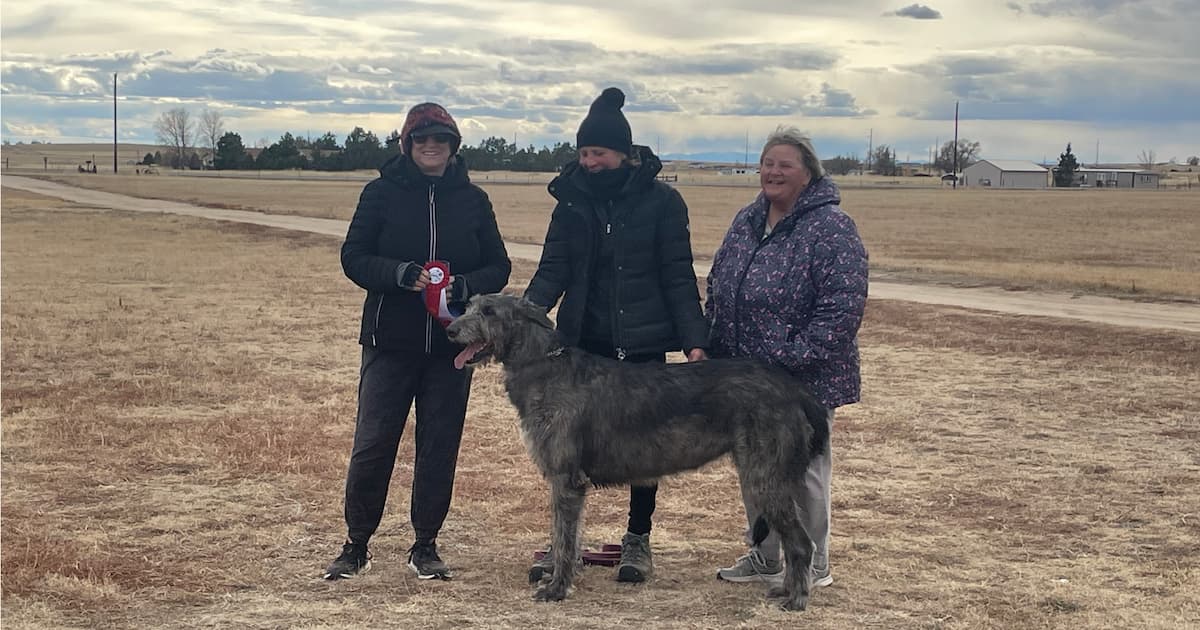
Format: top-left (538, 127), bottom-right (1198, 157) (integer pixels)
top-left (525, 145), bottom-right (708, 356)
top-left (342, 153), bottom-right (511, 354)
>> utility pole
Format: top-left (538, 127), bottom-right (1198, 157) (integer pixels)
top-left (113, 73), bottom-right (118, 173)
top-left (952, 101), bottom-right (959, 189)
top-left (1095, 139), bottom-right (1100, 167)
top-left (867, 128), bottom-right (873, 173)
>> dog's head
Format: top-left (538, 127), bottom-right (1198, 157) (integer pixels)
top-left (445, 293), bottom-right (556, 368)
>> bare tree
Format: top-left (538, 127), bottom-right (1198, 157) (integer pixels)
top-left (1138, 149), bottom-right (1157, 170)
top-left (154, 108), bottom-right (194, 169)
top-left (198, 109), bottom-right (224, 164)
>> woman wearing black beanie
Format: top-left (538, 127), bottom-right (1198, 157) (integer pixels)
top-left (524, 87), bottom-right (710, 584)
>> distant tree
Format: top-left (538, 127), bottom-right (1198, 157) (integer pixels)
top-left (198, 109), bottom-right (224, 161)
top-left (934, 139), bottom-right (980, 173)
top-left (340, 127), bottom-right (387, 170)
top-left (871, 145), bottom-right (898, 176)
top-left (1054, 143), bottom-right (1079, 187)
top-left (142, 152), bottom-right (155, 165)
top-left (256, 132), bottom-right (307, 170)
top-left (214, 132), bottom-right (249, 170)
top-left (153, 150), bottom-right (162, 165)
top-left (314, 132), bottom-right (340, 151)
top-left (385, 129), bottom-right (402, 149)
top-left (1138, 149), bottom-right (1157, 170)
top-left (821, 155), bottom-right (861, 176)
top-left (153, 108), bottom-right (194, 169)
top-left (187, 152), bottom-right (203, 170)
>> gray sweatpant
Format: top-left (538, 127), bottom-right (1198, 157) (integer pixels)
top-left (741, 409), bottom-right (834, 570)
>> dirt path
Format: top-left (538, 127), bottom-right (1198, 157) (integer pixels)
top-left (6, 175), bottom-right (1198, 333)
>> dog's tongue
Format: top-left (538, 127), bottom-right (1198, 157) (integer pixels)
top-left (453, 342), bottom-right (485, 370)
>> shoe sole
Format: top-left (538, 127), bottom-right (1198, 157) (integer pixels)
top-left (408, 561), bottom-right (451, 580)
top-left (716, 570), bottom-right (783, 584)
top-left (812, 574), bottom-right (833, 588)
top-left (323, 560), bottom-right (371, 580)
top-left (616, 565), bottom-right (648, 583)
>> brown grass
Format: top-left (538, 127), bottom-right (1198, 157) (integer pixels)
top-left (3, 187), bottom-right (1199, 628)
top-left (19, 171), bottom-right (1200, 301)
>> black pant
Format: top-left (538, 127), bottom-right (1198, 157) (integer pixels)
top-left (578, 339), bottom-right (663, 536)
top-left (343, 346), bottom-right (472, 545)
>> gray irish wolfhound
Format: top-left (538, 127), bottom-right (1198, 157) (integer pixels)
top-left (445, 294), bottom-right (828, 611)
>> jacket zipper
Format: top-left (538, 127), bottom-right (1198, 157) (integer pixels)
top-left (372, 294), bottom-right (385, 346)
top-left (732, 212), bottom-right (775, 354)
top-left (425, 184), bottom-right (437, 354)
top-left (604, 200), bottom-right (627, 361)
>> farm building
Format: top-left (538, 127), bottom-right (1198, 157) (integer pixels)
top-left (1066, 168), bottom-right (1160, 188)
top-left (961, 160), bottom-right (1048, 189)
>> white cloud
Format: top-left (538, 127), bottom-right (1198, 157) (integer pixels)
top-left (0, 0), bottom-right (1196, 163)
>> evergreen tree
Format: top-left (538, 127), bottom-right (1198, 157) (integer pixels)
top-left (214, 132), bottom-right (249, 170)
top-left (1055, 143), bottom-right (1079, 187)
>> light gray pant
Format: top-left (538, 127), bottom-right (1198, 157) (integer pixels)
top-left (741, 409), bottom-right (833, 570)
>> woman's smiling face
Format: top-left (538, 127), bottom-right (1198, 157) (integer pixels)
top-left (411, 132), bottom-right (453, 176)
top-left (759, 144), bottom-right (812, 209)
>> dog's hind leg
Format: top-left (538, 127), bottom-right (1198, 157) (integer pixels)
top-left (534, 473), bottom-right (587, 602)
top-left (761, 491), bottom-right (814, 611)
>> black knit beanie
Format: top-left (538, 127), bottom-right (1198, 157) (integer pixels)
top-left (576, 87), bottom-right (632, 155)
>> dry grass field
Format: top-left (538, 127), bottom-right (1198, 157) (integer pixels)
top-left (2, 187), bottom-right (1198, 629)
top-left (18, 171), bottom-right (1200, 301)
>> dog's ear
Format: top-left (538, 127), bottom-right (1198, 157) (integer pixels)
top-left (517, 297), bottom-right (555, 330)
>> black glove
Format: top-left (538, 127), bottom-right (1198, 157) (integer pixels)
top-left (447, 276), bottom-right (469, 307)
top-left (396, 262), bottom-right (422, 290)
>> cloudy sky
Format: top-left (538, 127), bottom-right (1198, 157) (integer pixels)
top-left (2, 0), bottom-right (1197, 164)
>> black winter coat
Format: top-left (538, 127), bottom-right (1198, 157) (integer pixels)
top-left (525, 146), bottom-right (708, 356)
top-left (342, 154), bottom-right (511, 355)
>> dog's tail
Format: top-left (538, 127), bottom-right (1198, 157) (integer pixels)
top-left (800, 395), bottom-right (830, 459)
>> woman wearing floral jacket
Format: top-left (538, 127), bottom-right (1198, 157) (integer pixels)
top-left (706, 126), bottom-right (868, 590)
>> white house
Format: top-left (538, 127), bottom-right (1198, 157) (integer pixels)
top-left (961, 160), bottom-right (1049, 189)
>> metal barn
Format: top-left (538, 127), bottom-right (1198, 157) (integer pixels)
top-left (961, 160), bottom-right (1049, 189)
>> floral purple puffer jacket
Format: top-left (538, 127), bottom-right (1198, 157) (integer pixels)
top-left (705, 176), bottom-right (868, 409)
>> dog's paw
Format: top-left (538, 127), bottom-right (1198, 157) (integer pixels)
top-left (533, 582), bottom-right (568, 602)
top-left (766, 586), bottom-right (809, 611)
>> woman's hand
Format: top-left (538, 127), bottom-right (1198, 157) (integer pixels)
top-left (686, 348), bottom-right (708, 362)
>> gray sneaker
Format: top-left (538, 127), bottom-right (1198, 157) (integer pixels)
top-left (616, 531), bottom-right (653, 583)
top-left (529, 545), bottom-right (555, 583)
top-left (811, 564), bottom-right (833, 588)
top-left (716, 549), bottom-right (783, 583)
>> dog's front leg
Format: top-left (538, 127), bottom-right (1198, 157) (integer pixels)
top-left (534, 473), bottom-right (587, 602)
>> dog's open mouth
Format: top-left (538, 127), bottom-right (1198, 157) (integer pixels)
top-left (453, 342), bottom-right (493, 369)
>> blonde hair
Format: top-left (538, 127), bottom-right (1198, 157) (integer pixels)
top-left (760, 126), bottom-right (824, 178)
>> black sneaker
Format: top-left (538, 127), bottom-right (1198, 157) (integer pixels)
top-left (408, 540), bottom-right (452, 580)
top-left (323, 541), bottom-right (371, 580)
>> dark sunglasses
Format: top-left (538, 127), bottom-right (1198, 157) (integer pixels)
top-left (413, 133), bottom-right (454, 145)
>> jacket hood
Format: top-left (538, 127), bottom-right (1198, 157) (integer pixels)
top-left (378, 152), bottom-right (471, 189)
top-left (746, 175), bottom-right (841, 230)
top-left (549, 144), bottom-right (663, 201)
